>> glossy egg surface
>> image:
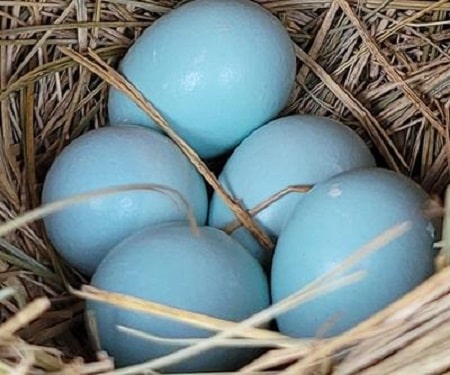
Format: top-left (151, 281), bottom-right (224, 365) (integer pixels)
top-left (271, 168), bottom-right (436, 337)
top-left (108, 0), bottom-right (296, 158)
top-left (42, 127), bottom-right (208, 275)
top-left (87, 223), bottom-right (270, 372)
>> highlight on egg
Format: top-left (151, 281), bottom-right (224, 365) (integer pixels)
top-left (208, 114), bottom-right (376, 266)
top-left (108, 0), bottom-right (297, 159)
top-left (86, 222), bottom-right (270, 372)
top-left (271, 167), bottom-right (437, 338)
top-left (41, 126), bottom-right (208, 276)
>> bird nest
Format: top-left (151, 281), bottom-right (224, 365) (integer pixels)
top-left (0, 0), bottom-right (450, 373)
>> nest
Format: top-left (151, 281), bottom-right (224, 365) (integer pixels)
top-left (0, 0), bottom-right (449, 373)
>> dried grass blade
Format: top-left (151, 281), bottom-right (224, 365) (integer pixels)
top-left (297, 1), bottom-right (339, 90)
top-left (0, 183), bottom-right (197, 239)
top-left (77, 285), bottom-right (287, 341)
top-left (295, 45), bottom-right (407, 171)
top-left (0, 298), bottom-right (50, 337)
top-left (224, 185), bottom-right (312, 234)
top-left (117, 326), bottom-right (302, 348)
top-left (114, 271), bottom-right (365, 374)
top-left (23, 83), bottom-right (38, 209)
top-left (8, 1), bottom-right (76, 84)
top-left (336, 0), bottom-right (446, 138)
top-left (0, 21), bottom-right (151, 38)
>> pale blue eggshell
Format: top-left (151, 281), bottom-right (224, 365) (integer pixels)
top-left (271, 168), bottom-right (437, 338)
top-left (42, 126), bottom-right (208, 276)
top-left (86, 223), bottom-right (270, 372)
top-left (108, 0), bottom-right (296, 159)
top-left (230, 227), bottom-right (273, 271)
top-left (208, 115), bottom-right (376, 264)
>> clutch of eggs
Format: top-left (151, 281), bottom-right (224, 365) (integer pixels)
top-left (208, 114), bottom-right (376, 267)
top-left (42, 126), bottom-right (208, 276)
top-left (38, 0), bottom-right (441, 369)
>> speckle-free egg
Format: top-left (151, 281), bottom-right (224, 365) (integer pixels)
top-left (86, 223), bottom-right (270, 372)
top-left (208, 115), bottom-right (376, 265)
top-left (108, 0), bottom-right (296, 159)
top-left (42, 126), bottom-right (208, 276)
top-left (271, 168), bottom-right (437, 338)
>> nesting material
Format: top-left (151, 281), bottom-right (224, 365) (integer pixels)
top-left (0, 0), bottom-right (449, 373)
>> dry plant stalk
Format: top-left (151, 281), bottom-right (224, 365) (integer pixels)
top-left (75, 285), bottom-right (288, 341)
top-left (0, 0), bottom-right (448, 373)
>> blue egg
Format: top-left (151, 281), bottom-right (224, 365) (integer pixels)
top-left (42, 126), bottom-right (208, 276)
top-left (271, 168), bottom-right (437, 338)
top-left (86, 223), bottom-right (270, 372)
top-left (108, 0), bottom-right (296, 159)
top-left (229, 227), bottom-right (274, 271)
top-left (208, 115), bottom-right (376, 265)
